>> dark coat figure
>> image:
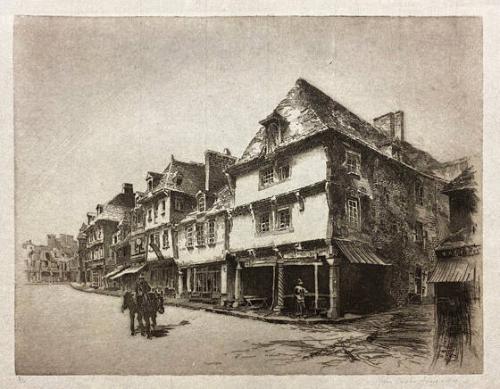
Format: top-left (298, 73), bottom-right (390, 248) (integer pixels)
top-left (294, 279), bottom-right (308, 317)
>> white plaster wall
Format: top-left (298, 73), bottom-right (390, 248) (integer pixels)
top-left (230, 192), bottom-right (328, 251)
top-left (234, 146), bottom-right (327, 206)
top-left (145, 196), bottom-right (171, 231)
top-left (177, 215), bottom-right (226, 266)
top-left (146, 227), bottom-right (176, 261)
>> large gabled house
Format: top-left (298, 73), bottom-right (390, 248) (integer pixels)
top-left (226, 78), bottom-right (453, 318)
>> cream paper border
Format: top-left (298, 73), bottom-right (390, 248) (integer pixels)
top-left (1, 1), bottom-right (499, 388)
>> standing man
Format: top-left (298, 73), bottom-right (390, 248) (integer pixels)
top-left (294, 278), bottom-right (308, 317)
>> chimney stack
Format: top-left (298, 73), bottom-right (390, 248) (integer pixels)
top-left (373, 111), bottom-right (404, 142)
top-left (122, 183), bottom-right (133, 194)
top-left (204, 149), bottom-right (237, 192)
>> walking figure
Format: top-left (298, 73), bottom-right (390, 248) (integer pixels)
top-left (294, 278), bottom-right (308, 317)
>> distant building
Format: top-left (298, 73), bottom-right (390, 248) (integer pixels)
top-left (23, 234), bottom-right (78, 283)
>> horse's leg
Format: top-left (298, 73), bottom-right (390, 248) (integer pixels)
top-left (145, 313), bottom-right (152, 339)
top-left (152, 312), bottom-right (157, 329)
top-left (137, 310), bottom-right (145, 336)
top-left (129, 310), bottom-right (135, 336)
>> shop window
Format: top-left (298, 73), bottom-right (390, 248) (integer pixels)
top-left (196, 223), bottom-right (206, 246)
top-left (347, 198), bottom-right (360, 228)
top-left (346, 150), bottom-right (361, 176)
top-left (276, 208), bottom-right (291, 231)
top-left (415, 179), bottom-right (424, 206)
top-left (185, 225), bottom-right (194, 248)
top-left (194, 266), bottom-right (220, 293)
top-left (257, 212), bottom-right (271, 233)
top-left (162, 229), bottom-right (169, 248)
top-left (207, 220), bottom-right (216, 245)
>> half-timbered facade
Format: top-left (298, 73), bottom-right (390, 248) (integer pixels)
top-left (226, 79), bottom-right (451, 317)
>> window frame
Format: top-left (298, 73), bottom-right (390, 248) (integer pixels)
top-left (346, 198), bottom-right (361, 229)
top-left (415, 179), bottom-right (424, 206)
top-left (185, 225), bottom-right (194, 248)
top-left (174, 197), bottom-right (183, 211)
top-left (207, 219), bottom-right (217, 245)
top-left (275, 207), bottom-right (292, 231)
top-left (257, 211), bottom-right (272, 234)
top-left (196, 223), bottom-right (206, 247)
top-left (345, 150), bottom-right (361, 176)
top-left (260, 166), bottom-right (275, 187)
top-left (415, 221), bottom-right (424, 245)
top-left (162, 229), bottom-right (170, 249)
top-left (276, 163), bottom-right (290, 181)
top-left (197, 194), bottom-right (206, 213)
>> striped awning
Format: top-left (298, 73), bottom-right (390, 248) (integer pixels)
top-left (110, 264), bottom-right (146, 280)
top-left (104, 265), bottom-right (126, 279)
top-left (428, 256), bottom-right (477, 283)
top-left (335, 239), bottom-right (390, 266)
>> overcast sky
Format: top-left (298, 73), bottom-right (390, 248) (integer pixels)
top-left (14, 16), bottom-right (482, 244)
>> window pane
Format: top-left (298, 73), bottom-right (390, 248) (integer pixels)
top-left (276, 208), bottom-right (290, 230)
top-left (260, 167), bottom-right (274, 186)
top-left (259, 213), bottom-right (271, 232)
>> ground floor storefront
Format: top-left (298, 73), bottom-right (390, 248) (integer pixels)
top-left (230, 239), bottom-right (393, 318)
top-left (180, 261), bottom-right (231, 305)
top-left (145, 260), bottom-right (178, 297)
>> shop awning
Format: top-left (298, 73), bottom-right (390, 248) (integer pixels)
top-left (110, 264), bottom-right (146, 280)
top-left (335, 239), bottom-right (390, 266)
top-left (428, 256), bottom-right (477, 283)
top-left (104, 265), bottom-right (126, 279)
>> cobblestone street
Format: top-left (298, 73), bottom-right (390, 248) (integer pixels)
top-left (15, 284), bottom-right (451, 375)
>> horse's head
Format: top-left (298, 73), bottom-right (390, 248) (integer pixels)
top-left (148, 291), bottom-right (164, 314)
top-left (122, 291), bottom-right (134, 310)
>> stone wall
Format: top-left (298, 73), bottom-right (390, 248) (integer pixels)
top-left (325, 133), bottom-right (449, 307)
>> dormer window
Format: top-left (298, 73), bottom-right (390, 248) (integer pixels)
top-left (147, 179), bottom-right (153, 191)
top-left (265, 122), bottom-right (283, 154)
top-left (175, 173), bottom-right (183, 186)
top-left (96, 204), bottom-right (103, 214)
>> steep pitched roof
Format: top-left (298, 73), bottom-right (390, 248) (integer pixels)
top-left (236, 78), bottom-right (442, 175)
top-left (141, 156), bottom-right (206, 200)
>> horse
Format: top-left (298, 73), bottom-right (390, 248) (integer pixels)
top-left (122, 291), bottom-right (164, 339)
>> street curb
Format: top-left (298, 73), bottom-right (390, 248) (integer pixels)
top-left (69, 283), bottom-right (364, 325)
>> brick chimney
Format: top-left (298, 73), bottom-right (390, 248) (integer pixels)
top-left (122, 183), bottom-right (133, 194)
top-left (373, 111), bottom-right (404, 142)
top-left (204, 149), bottom-right (237, 192)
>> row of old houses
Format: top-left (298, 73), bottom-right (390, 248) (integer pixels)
top-left (74, 79), bottom-right (480, 319)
